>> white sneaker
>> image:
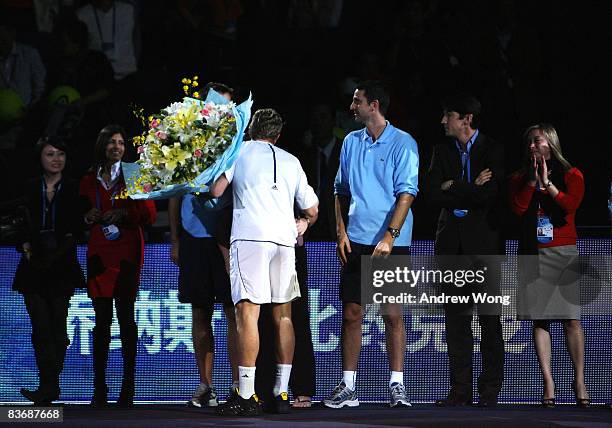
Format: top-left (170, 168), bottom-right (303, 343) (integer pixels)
top-left (389, 382), bottom-right (412, 408)
top-left (187, 384), bottom-right (218, 407)
top-left (323, 381), bottom-right (359, 408)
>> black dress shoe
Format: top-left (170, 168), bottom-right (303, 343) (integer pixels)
top-left (435, 396), bottom-right (472, 407)
top-left (20, 388), bottom-right (56, 406)
top-left (91, 386), bottom-right (108, 407)
top-left (117, 396), bottom-right (134, 408)
top-left (477, 398), bottom-right (498, 408)
top-left (117, 387), bottom-right (135, 408)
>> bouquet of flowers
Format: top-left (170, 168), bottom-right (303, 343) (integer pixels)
top-left (122, 77), bottom-right (252, 199)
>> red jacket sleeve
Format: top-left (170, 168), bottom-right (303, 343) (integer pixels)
top-left (553, 168), bottom-right (584, 213)
top-left (508, 172), bottom-right (536, 216)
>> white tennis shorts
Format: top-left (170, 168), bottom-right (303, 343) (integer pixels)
top-left (229, 240), bottom-right (300, 304)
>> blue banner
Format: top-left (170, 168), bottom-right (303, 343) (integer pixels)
top-left (1, 240), bottom-right (611, 404)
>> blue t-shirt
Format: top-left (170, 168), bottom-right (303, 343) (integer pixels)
top-left (334, 122), bottom-right (419, 246)
top-left (181, 190), bottom-right (232, 238)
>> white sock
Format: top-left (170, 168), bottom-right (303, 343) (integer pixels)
top-left (343, 370), bottom-right (356, 390)
top-left (238, 366), bottom-right (256, 399)
top-left (390, 371), bottom-right (403, 387)
top-left (273, 364), bottom-right (292, 397)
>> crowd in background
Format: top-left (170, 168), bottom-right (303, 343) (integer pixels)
top-left (0, 0), bottom-right (609, 240)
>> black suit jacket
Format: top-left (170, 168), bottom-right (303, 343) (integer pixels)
top-left (299, 138), bottom-right (342, 241)
top-left (12, 176), bottom-right (86, 295)
top-left (426, 133), bottom-right (505, 255)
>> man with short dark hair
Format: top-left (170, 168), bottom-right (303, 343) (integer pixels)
top-left (210, 108), bottom-right (319, 416)
top-left (324, 80), bottom-right (419, 409)
top-left (426, 93), bottom-right (505, 407)
top-left (168, 83), bottom-right (238, 408)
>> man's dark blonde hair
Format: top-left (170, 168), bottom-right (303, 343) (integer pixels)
top-left (248, 108), bottom-right (283, 140)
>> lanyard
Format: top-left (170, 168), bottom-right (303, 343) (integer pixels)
top-left (93, 4), bottom-right (116, 47)
top-left (95, 180), bottom-right (121, 210)
top-left (41, 178), bottom-right (62, 229)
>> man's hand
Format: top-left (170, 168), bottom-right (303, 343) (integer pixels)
top-left (170, 240), bottom-right (179, 265)
top-left (23, 242), bottom-right (32, 261)
top-left (296, 218), bottom-right (309, 236)
top-left (474, 168), bottom-right (492, 186)
top-left (336, 232), bottom-right (352, 266)
top-left (372, 235), bottom-right (394, 258)
top-left (441, 180), bottom-right (454, 191)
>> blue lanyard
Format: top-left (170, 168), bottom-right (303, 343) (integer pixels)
top-left (454, 130), bottom-right (478, 182)
top-left (41, 178), bottom-right (62, 229)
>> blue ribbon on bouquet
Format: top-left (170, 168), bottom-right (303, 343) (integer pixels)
top-left (122, 89), bottom-right (253, 200)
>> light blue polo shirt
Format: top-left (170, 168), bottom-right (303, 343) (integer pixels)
top-left (181, 190), bottom-right (232, 238)
top-left (334, 122), bottom-right (419, 246)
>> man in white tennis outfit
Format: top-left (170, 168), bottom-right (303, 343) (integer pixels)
top-left (210, 108), bottom-right (319, 416)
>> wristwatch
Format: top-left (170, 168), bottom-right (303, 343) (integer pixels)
top-left (387, 227), bottom-right (400, 238)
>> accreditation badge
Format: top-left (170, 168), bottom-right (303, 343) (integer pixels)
top-left (536, 215), bottom-right (553, 243)
top-left (102, 224), bottom-right (121, 241)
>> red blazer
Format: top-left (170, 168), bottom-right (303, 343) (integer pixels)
top-left (509, 167), bottom-right (584, 248)
top-left (79, 171), bottom-right (156, 298)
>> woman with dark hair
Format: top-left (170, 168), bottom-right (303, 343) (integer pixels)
top-left (509, 123), bottom-right (589, 408)
top-left (13, 136), bottom-right (85, 405)
top-left (79, 124), bottom-right (156, 407)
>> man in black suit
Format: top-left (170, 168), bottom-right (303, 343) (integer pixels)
top-left (426, 94), bottom-right (505, 407)
top-left (298, 102), bottom-right (342, 241)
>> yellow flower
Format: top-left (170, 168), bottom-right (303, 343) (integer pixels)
top-left (161, 143), bottom-right (192, 171)
top-left (181, 78), bottom-right (188, 84)
top-left (193, 75), bottom-right (198, 80)
top-left (193, 92), bottom-right (200, 98)
top-left (183, 85), bottom-right (189, 92)
top-left (192, 81), bottom-right (199, 87)
top-left (175, 103), bottom-right (199, 128)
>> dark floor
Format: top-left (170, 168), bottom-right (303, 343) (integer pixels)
top-left (2, 403), bottom-right (611, 428)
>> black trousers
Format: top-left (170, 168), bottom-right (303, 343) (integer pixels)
top-left (255, 244), bottom-right (316, 402)
top-left (441, 256), bottom-right (505, 400)
top-left (23, 293), bottom-right (71, 395)
top-left (92, 297), bottom-right (137, 392)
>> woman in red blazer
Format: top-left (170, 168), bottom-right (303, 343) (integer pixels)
top-left (80, 124), bottom-right (156, 407)
top-left (509, 123), bottom-right (588, 408)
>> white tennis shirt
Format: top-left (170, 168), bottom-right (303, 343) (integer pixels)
top-left (225, 140), bottom-right (318, 247)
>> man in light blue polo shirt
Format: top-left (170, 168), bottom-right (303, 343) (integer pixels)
top-left (324, 80), bottom-right (419, 409)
